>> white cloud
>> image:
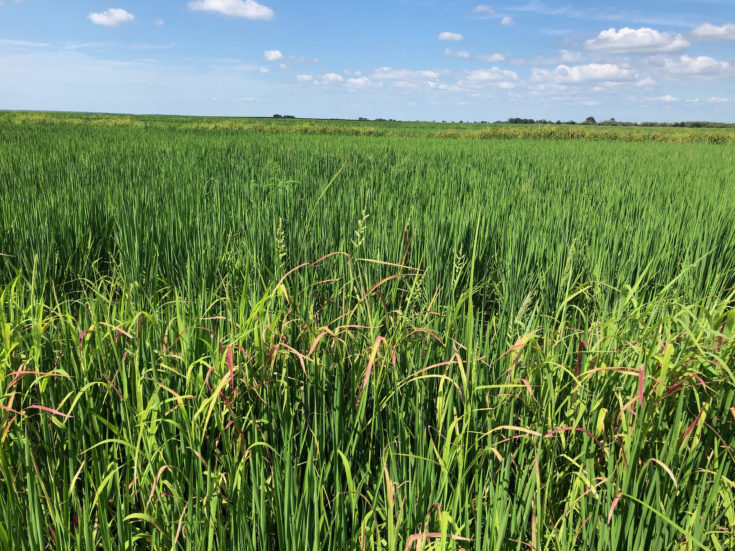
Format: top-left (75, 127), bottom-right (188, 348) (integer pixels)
top-left (289, 55), bottom-right (319, 64)
top-left (444, 48), bottom-right (471, 59)
top-left (264, 49), bottom-right (283, 61)
top-left (187, 0), bottom-right (274, 21)
top-left (558, 50), bottom-right (583, 63)
top-left (322, 72), bottom-right (343, 82)
top-left (477, 53), bottom-right (505, 62)
top-left (653, 55), bottom-right (731, 76)
top-left (465, 67), bottom-right (519, 82)
top-left (0, 39), bottom-right (49, 47)
top-left (438, 32), bottom-right (463, 41)
top-left (692, 23), bottom-right (735, 41)
top-left (228, 64), bottom-right (269, 73)
top-left (296, 74), bottom-right (313, 82)
top-left (88, 8), bottom-right (135, 27)
top-left (501, 16), bottom-right (514, 25)
top-left (372, 67), bottom-right (441, 80)
top-left (153, 19), bottom-right (165, 26)
top-left (472, 5), bottom-right (495, 15)
top-left (708, 96), bottom-right (729, 103)
top-left (585, 27), bottom-right (689, 53)
top-left (370, 67), bottom-right (444, 90)
top-left (655, 94), bottom-right (680, 102)
top-left (346, 76), bottom-right (370, 87)
top-left (531, 63), bottom-right (635, 84)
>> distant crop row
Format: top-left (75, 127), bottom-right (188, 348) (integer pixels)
top-left (3, 111), bottom-right (735, 144)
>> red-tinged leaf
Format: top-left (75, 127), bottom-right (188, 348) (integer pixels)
top-left (506, 538), bottom-right (536, 550)
top-left (574, 514), bottom-right (592, 541)
top-left (145, 466), bottom-right (169, 511)
top-left (79, 327), bottom-right (93, 348)
top-left (310, 251), bottom-right (349, 267)
top-left (404, 532), bottom-right (471, 551)
top-left (2, 416), bottom-right (17, 441)
top-left (226, 346), bottom-right (234, 393)
top-left (608, 493), bottom-right (623, 524)
top-left (307, 330), bottom-right (345, 357)
top-left (544, 426), bottom-right (604, 451)
top-left (277, 342), bottom-right (310, 377)
top-left (412, 360), bottom-right (458, 377)
top-left (205, 366), bottom-right (215, 392)
top-left (521, 378), bottom-right (535, 400)
top-left (163, 396), bottom-right (194, 416)
top-left (25, 405), bottom-right (71, 419)
top-left (680, 407), bottom-right (704, 445)
top-left (356, 336), bottom-right (386, 406)
top-left (7, 370), bottom-right (72, 379)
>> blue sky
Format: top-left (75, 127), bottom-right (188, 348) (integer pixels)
top-left (1, 0), bottom-right (734, 121)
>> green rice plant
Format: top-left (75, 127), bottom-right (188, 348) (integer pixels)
top-left (0, 115), bottom-right (732, 550)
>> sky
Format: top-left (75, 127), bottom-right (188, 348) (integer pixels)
top-left (0, 1), bottom-right (734, 122)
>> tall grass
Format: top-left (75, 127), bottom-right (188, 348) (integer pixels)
top-left (0, 116), bottom-right (733, 550)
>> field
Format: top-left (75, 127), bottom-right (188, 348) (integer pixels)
top-left (0, 113), bottom-right (733, 550)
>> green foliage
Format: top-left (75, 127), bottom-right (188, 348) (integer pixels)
top-left (0, 116), bottom-right (733, 550)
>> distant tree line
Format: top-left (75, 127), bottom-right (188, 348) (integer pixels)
top-left (505, 116), bottom-right (735, 128)
top-left (275, 114), bottom-right (734, 128)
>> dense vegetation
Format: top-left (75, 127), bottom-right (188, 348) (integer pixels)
top-left (3, 111), bottom-right (735, 143)
top-left (0, 114), bottom-right (733, 550)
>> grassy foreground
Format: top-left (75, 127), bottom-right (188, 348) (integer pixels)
top-left (0, 116), bottom-right (733, 550)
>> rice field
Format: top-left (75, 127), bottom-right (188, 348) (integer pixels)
top-left (0, 114), bottom-right (733, 550)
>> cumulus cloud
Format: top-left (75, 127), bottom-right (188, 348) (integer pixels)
top-left (585, 27), bottom-right (689, 53)
top-left (472, 5), bottom-right (495, 15)
top-left (370, 67), bottom-right (444, 90)
top-left (444, 48), bottom-right (471, 58)
top-left (477, 53), bottom-right (505, 62)
top-left (346, 76), bottom-right (370, 87)
top-left (654, 94), bottom-right (680, 102)
top-left (321, 72), bottom-right (343, 82)
top-left (531, 63), bottom-right (635, 84)
top-left (708, 96), bottom-right (729, 103)
top-left (153, 19), bottom-right (165, 26)
top-left (187, 0), bottom-right (274, 21)
top-left (501, 16), bottom-right (514, 25)
top-left (296, 74), bottom-right (313, 82)
top-left (372, 67), bottom-right (442, 82)
top-left (692, 23), bottom-right (735, 41)
top-left (438, 32), bottom-right (463, 41)
top-left (264, 49), bottom-right (283, 61)
top-left (652, 55), bottom-right (731, 76)
top-left (466, 67), bottom-right (519, 82)
top-left (88, 8), bottom-right (135, 27)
